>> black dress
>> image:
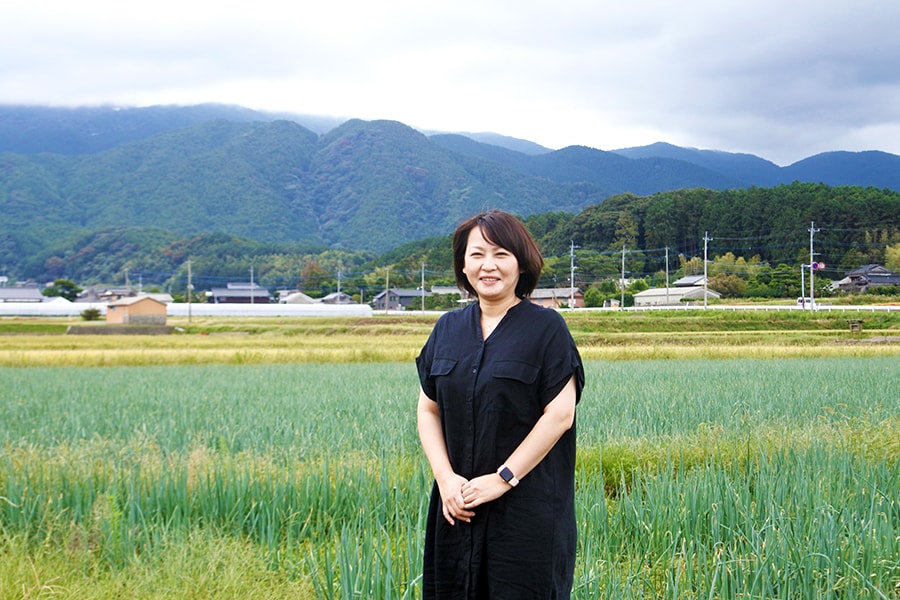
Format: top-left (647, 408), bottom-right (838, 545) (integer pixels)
top-left (416, 300), bottom-right (585, 599)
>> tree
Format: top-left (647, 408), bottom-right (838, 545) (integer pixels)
top-left (42, 279), bottom-right (81, 302)
top-left (628, 279), bottom-right (649, 293)
top-left (426, 293), bottom-right (461, 310)
top-left (596, 279), bottom-right (618, 295)
top-left (885, 244), bottom-right (900, 272)
top-left (678, 255), bottom-right (704, 277)
top-left (708, 273), bottom-right (748, 298)
top-left (768, 264), bottom-right (798, 298)
top-left (299, 260), bottom-right (329, 295)
top-left (583, 286), bottom-right (603, 308)
top-left (612, 210), bottom-right (639, 251)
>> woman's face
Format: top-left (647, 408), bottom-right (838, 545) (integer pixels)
top-left (462, 226), bottom-right (521, 303)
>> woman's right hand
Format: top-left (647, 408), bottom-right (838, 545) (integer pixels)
top-left (437, 473), bottom-right (476, 525)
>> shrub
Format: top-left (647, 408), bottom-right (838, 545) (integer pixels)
top-left (80, 308), bottom-right (103, 321)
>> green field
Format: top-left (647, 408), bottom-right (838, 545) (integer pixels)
top-left (1, 353), bottom-right (898, 598)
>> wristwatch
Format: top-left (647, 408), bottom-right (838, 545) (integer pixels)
top-left (497, 464), bottom-right (519, 487)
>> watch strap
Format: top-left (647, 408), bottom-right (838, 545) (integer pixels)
top-left (497, 464), bottom-right (519, 487)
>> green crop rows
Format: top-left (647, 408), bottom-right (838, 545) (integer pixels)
top-left (1, 358), bottom-right (898, 598)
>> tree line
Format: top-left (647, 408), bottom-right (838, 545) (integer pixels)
top-left (31, 183), bottom-right (900, 305)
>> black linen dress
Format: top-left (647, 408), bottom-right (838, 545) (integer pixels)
top-left (416, 300), bottom-right (585, 599)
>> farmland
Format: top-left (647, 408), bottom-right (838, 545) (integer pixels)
top-left (1, 309), bottom-right (899, 366)
top-left (0, 312), bottom-right (898, 598)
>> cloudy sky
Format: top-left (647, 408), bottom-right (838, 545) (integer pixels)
top-left (3, 0), bottom-right (899, 165)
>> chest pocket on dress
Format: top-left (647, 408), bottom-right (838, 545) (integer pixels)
top-left (429, 357), bottom-right (457, 377)
top-left (493, 360), bottom-right (539, 385)
top-left (491, 360), bottom-right (542, 422)
top-left (429, 357), bottom-right (459, 402)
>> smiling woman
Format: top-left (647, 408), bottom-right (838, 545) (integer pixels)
top-left (416, 210), bottom-right (585, 598)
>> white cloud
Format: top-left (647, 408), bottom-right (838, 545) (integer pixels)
top-left (1, 0), bottom-right (899, 165)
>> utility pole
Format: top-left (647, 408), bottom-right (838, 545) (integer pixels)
top-left (187, 260), bottom-right (192, 323)
top-left (800, 264), bottom-right (806, 309)
top-left (569, 240), bottom-right (579, 310)
top-left (250, 266), bottom-right (254, 305)
top-left (385, 267), bottom-right (390, 312)
top-left (620, 244), bottom-right (626, 310)
top-left (665, 247), bottom-right (670, 306)
top-left (421, 262), bottom-right (426, 312)
top-left (703, 231), bottom-right (713, 309)
top-left (809, 221), bottom-right (820, 310)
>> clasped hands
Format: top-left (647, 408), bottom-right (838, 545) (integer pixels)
top-left (437, 472), bottom-right (510, 525)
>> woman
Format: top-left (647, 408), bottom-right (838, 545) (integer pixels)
top-left (416, 210), bottom-right (585, 599)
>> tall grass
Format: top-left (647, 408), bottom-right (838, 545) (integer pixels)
top-left (1, 359), bottom-right (898, 598)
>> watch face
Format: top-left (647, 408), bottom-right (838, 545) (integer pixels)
top-left (499, 466), bottom-right (514, 482)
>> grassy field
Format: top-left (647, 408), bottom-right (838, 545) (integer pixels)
top-left (0, 312), bottom-right (898, 598)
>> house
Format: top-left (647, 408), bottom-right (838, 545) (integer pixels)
top-left (634, 286), bottom-right (722, 307)
top-left (145, 293), bottom-right (174, 304)
top-left (835, 265), bottom-right (900, 293)
top-left (529, 288), bottom-right (584, 309)
top-left (76, 287), bottom-right (137, 303)
top-left (673, 274), bottom-right (707, 287)
top-left (278, 290), bottom-right (316, 304)
top-left (0, 286), bottom-right (45, 302)
top-left (372, 288), bottom-right (428, 310)
top-left (430, 285), bottom-right (471, 304)
top-left (320, 291), bottom-right (354, 304)
top-left (431, 285), bottom-right (469, 299)
top-left (207, 283), bottom-right (272, 304)
top-left (106, 295), bottom-right (167, 325)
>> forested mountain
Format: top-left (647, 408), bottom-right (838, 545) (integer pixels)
top-left (1, 117), bottom-right (605, 260)
top-left (780, 151), bottom-right (900, 189)
top-left (431, 136), bottom-right (748, 193)
top-left (610, 142), bottom-right (784, 186)
top-left (435, 137), bottom-right (900, 191)
top-left (613, 143), bottom-right (900, 190)
top-left (1, 104), bottom-right (899, 288)
top-left (0, 104), bottom-right (344, 155)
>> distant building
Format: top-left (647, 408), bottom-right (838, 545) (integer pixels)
top-left (106, 295), bottom-right (167, 325)
top-left (430, 285), bottom-right (470, 304)
top-left (207, 283), bottom-right (272, 304)
top-left (0, 286), bottom-right (45, 303)
top-left (529, 288), bottom-right (584, 309)
top-left (836, 264), bottom-right (900, 293)
top-left (76, 287), bottom-right (137, 303)
top-left (673, 274), bottom-right (707, 287)
top-left (633, 286), bottom-right (721, 307)
top-left (372, 288), bottom-right (427, 310)
top-left (278, 290), bottom-right (316, 304)
top-left (431, 284), bottom-right (468, 297)
top-left (320, 291), bottom-right (354, 304)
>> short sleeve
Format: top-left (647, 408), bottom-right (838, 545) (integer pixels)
top-left (538, 312), bottom-right (585, 407)
top-left (417, 313), bottom-right (453, 401)
top-left (416, 328), bottom-right (437, 400)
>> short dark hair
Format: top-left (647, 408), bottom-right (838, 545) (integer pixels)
top-left (452, 210), bottom-right (543, 298)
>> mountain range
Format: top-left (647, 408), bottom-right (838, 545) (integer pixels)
top-left (1, 103), bottom-right (899, 282)
top-left (5, 104), bottom-right (898, 192)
